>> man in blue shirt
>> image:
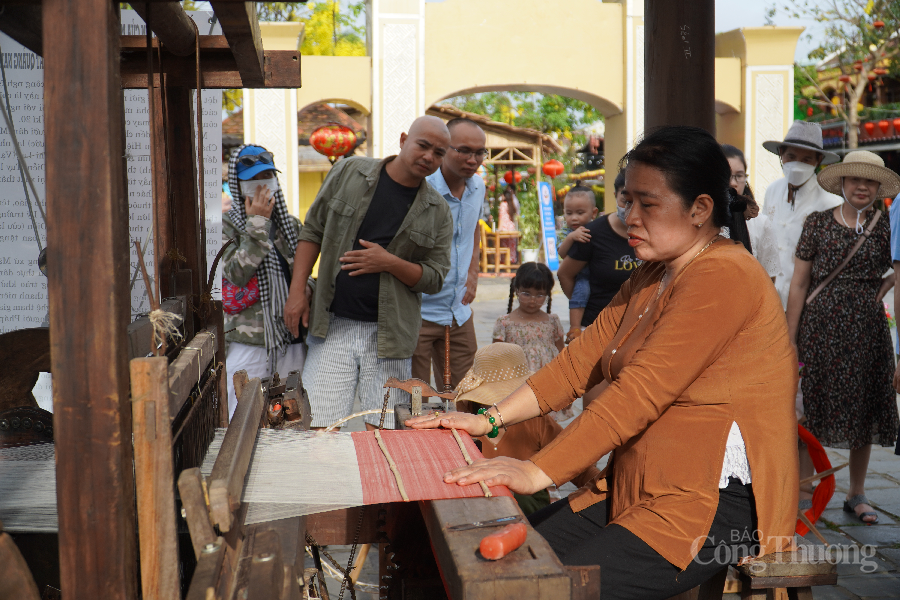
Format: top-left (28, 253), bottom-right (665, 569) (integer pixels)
top-left (412, 118), bottom-right (486, 389)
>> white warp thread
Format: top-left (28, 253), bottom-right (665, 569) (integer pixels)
top-left (0, 443), bottom-right (58, 532)
top-left (201, 428), bottom-right (364, 524)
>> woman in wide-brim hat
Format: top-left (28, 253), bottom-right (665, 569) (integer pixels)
top-left (454, 343), bottom-right (601, 516)
top-left (786, 150), bottom-right (900, 524)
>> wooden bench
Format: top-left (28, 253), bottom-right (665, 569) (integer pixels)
top-left (735, 551), bottom-right (837, 600)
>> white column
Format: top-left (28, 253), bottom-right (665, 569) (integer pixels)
top-left (371, 0), bottom-right (425, 158)
top-left (243, 89), bottom-right (300, 216)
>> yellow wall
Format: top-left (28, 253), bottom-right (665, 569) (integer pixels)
top-left (297, 55), bottom-right (373, 115)
top-left (259, 22), bottom-right (303, 51)
top-left (423, 0), bottom-right (624, 116)
top-left (298, 171), bottom-right (328, 222)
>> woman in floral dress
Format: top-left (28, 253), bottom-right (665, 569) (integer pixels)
top-left (786, 151), bottom-right (900, 524)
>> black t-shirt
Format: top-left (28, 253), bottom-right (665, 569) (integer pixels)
top-left (329, 167), bottom-right (418, 322)
top-left (568, 214), bottom-right (639, 326)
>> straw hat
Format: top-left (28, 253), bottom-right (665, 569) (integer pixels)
top-left (455, 343), bottom-right (533, 406)
top-left (816, 150), bottom-right (900, 198)
top-left (762, 120), bottom-right (840, 165)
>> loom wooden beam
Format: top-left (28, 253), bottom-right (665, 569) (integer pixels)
top-left (306, 505), bottom-right (386, 546)
top-left (209, 377), bottom-right (265, 532)
top-left (185, 537), bottom-right (232, 600)
top-left (43, 0), bottom-right (139, 598)
top-left (167, 329), bottom-right (217, 418)
top-left (421, 496), bottom-right (571, 599)
top-left (209, 1), bottom-right (265, 87)
top-left (0, 5), bottom-right (42, 55)
top-left (128, 1), bottom-right (197, 57)
top-left (644, 0), bottom-right (716, 133)
top-left (130, 357), bottom-right (181, 600)
top-left (126, 298), bottom-right (185, 360)
top-left (119, 47), bottom-right (301, 89)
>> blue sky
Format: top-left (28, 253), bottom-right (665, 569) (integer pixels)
top-left (716, 0), bottom-right (824, 64)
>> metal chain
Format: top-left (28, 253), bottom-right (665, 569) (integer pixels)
top-left (306, 533), bottom-right (351, 578)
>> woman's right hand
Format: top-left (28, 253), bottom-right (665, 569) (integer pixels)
top-left (245, 184), bottom-right (275, 218)
top-left (405, 410), bottom-right (491, 437)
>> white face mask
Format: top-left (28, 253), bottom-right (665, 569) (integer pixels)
top-left (240, 178), bottom-right (278, 199)
top-left (616, 204), bottom-right (628, 223)
top-left (841, 188), bottom-right (877, 234)
top-left (782, 161), bottom-right (817, 187)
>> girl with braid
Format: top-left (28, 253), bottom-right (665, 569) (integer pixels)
top-left (492, 262), bottom-right (567, 419)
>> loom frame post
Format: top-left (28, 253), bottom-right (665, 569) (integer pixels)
top-left (130, 356), bottom-right (182, 600)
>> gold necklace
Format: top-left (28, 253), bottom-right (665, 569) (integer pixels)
top-left (651, 234), bottom-right (721, 304)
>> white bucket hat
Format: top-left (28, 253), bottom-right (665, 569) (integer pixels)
top-left (817, 150), bottom-right (900, 198)
top-left (762, 120), bottom-right (840, 165)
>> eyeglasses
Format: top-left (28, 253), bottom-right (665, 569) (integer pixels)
top-left (238, 151), bottom-right (275, 167)
top-left (517, 291), bottom-right (547, 301)
top-left (730, 173), bottom-right (747, 183)
top-left (450, 146), bottom-right (489, 160)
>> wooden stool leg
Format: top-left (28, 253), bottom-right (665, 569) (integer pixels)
top-left (788, 587), bottom-right (813, 600)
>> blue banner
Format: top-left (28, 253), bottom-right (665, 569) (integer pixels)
top-left (537, 181), bottom-right (559, 270)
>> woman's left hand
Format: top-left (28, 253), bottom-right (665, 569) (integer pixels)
top-left (406, 411), bottom-right (490, 438)
top-left (444, 456), bottom-right (554, 496)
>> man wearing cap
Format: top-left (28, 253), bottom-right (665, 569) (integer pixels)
top-left (222, 144), bottom-right (307, 416)
top-left (284, 116), bottom-right (453, 430)
top-left (412, 118), bottom-right (486, 391)
top-left (757, 121), bottom-right (842, 307)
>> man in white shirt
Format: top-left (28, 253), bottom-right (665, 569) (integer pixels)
top-left (757, 121), bottom-right (841, 308)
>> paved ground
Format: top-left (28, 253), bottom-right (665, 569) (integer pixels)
top-left (321, 275), bottom-right (900, 599)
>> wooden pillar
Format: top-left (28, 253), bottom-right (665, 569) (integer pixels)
top-left (42, 0), bottom-right (138, 598)
top-left (154, 86), bottom-right (205, 334)
top-left (644, 0), bottom-right (716, 133)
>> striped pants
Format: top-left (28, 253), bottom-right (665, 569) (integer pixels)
top-left (303, 316), bottom-right (410, 429)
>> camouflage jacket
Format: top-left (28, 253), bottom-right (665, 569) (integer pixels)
top-left (222, 213), bottom-right (301, 347)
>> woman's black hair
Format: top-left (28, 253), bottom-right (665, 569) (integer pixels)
top-left (721, 143), bottom-right (755, 201)
top-left (614, 171), bottom-right (626, 195)
top-left (619, 126), bottom-right (731, 228)
top-left (726, 187), bottom-right (753, 253)
top-left (508, 262), bottom-right (555, 314)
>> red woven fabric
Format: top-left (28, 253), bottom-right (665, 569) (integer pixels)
top-left (796, 424), bottom-right (835, 536)
top-left (351, 429), bottom-right (512, 505)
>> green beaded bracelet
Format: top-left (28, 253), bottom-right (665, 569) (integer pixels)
top-left (478, 408), bottom-right (499, 438)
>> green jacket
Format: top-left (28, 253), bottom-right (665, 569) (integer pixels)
top-left (222, 212), bottom-right (302, 347)
top-left (298, 156), bottom-right (452, 358)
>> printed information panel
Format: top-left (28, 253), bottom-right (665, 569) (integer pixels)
top-left (537, 181), bottom-right (559, 270)
top-left (0, 11), bottom-right (223, 409)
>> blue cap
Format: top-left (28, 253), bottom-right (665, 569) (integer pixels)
top-left (236, 145), bottom-right (280, 180)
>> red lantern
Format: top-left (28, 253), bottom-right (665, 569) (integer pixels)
top-left (854, 62), bottom-right (863, 71)
top-left (879, 120), bottom-right (890, 133)
top-left (874, 67), bottom-right (889, 75)
top-left (503, 171), bottom-right (524, 184)
top-left (868, 72), bottom-right (878, 81)
top-left (864, 121), bottom-right (876, 135)
top-left (893, 118), bottom-right (900, 132)
top-left (807, 107), bottom-right (814, 117)
top-left (839, 74), bottom-right (852, 82)
top-left (874, 20), bottom-right (885, 29)
top-left (542, 159), bottom-right (564, 179)
top-left (309, 123), bottom-right (357, 164)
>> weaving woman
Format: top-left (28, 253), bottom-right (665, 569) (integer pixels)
top-left (409, 126), bottom-right (799, 600)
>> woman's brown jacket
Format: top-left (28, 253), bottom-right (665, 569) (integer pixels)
top-left (528, 240), bottom-right (799, 570)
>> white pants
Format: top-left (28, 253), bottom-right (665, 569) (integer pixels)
top-left (303, 316), bottom-right (410, 429)
top-left (225, 342), bottom-right (306, 418)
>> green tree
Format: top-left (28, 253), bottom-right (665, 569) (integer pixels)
top-left (448, 92), bottom-right (600, 138)
top-left (776, 0), bottom-right (900, 148)
top-left (300, 0), bottom-right (366, 56)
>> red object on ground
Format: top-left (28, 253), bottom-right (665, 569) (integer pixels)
top-left (796, 424), bottom-right (836, 537)
top-left (479, 523), bottom-right (528, 560)
top-left (542, 159), bottom-right (564, 179)
top-left (351, 429), bottom-right (513, 505)
top-left (880, 120), bottom-right (890, 133)
top-left (865, 121), bottom-right (876, 135)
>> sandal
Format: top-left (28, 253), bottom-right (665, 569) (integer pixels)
top-left (843, 494), bottom-right (879, 524)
